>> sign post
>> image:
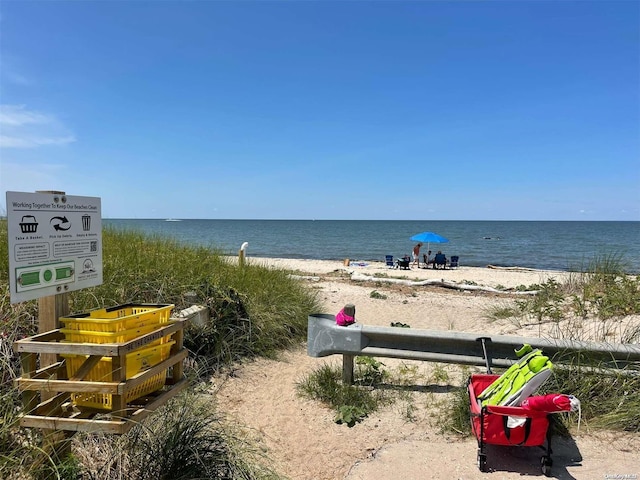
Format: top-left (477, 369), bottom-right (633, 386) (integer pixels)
top-left (6, 191), bottom-right (103, 304)
top-left (6, 191), bottom-right (103, 456)
top-left (6, 191), bottom-right (103, 367)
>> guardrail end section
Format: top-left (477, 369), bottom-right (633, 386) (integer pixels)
top-left (307, 313), bottom-right (363, 357)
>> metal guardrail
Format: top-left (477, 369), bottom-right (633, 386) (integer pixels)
top-left (307, 314), bottom-right (640, 383)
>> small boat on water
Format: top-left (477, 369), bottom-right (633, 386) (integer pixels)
top-left (165, 218), bottom-right (181, 222)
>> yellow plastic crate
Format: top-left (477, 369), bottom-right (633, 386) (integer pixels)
top-left (60, 303), bottom-right (174, 333)
top-left (71, 372), bottom-right (168, 411)
top-left (63, 341), bottom-right (175, 410)
top-left (60, 323), bottom-right (170, 346)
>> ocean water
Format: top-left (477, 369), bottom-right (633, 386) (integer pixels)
top-left (104, 220), bottom-right (640, 273)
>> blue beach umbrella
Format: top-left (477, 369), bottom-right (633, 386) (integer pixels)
top-left (409, 231), bottom-right (449, 254)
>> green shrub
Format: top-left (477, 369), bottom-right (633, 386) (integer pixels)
top-left (296, 362), bottom-right (388, 427)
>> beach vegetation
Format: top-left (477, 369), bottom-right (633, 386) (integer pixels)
top-left (356, 356), bottom-right (388, 384)
top-left (390, 321), bottom-right (411, 328)
top-left (0, 221), bottom-right (316, 479)
top-left (296, 361), bottom-right (391, 427)
top-left (483, 304), bottom-right (520, 321)
top-left (437, 373), bottom-right (472, 435)
top-left (372, 272), bottom-right (390, 278)
top-left (72, 391), bottom-right (278, 480)
top-left (298, 359), bottom-right (465, 428)
top-left (369, 290), bottom-right (388, 300)
top-left (482, 256), bottom-right (640, 343)
top-left (430, 364), bottom-right (450, 384)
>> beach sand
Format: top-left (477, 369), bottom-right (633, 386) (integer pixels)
top-left (213, 257), bottom-right (640, 480)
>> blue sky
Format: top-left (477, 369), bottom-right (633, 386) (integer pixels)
top-left (1, 1), bottom-right (638, 220)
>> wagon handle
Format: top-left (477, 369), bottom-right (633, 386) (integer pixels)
top-left (477, 337), bottom-right (493, 374)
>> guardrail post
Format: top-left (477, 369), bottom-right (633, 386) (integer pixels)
top-left (342, 354), bottom-right (354, 385)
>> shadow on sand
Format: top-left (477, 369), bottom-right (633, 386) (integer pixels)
top-left (480, 434), bottom-right (582, 479)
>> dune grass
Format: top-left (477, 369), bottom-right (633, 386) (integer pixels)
top-left (0, 220), bottom-right (320, 479)
top-left (73, 391), bottom-right (280, 480)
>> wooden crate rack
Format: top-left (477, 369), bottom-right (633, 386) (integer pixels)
top-left (14, 319), bottom-right (189, 435)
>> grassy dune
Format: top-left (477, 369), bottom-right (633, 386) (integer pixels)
top-left (0, 220), bottom-right (320, 479)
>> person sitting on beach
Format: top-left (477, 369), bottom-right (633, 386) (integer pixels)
top-left (423, 250), bottom-right (432, 268)
top-left (412, 243), bottom-right (422, 267)
top-left (396, 254), bottom-right (411, 269)
top-left (433, 251), bottom-right (447, 269)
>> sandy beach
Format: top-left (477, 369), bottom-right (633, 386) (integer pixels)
top-left (213, 257), bottom-right (640, 480)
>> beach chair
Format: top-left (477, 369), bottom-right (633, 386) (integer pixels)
top-left (476, 346), bottom-right (553, 407)
top-left (433, 253), bottom-right (447, 269)
top-left (396, 256), bottom-right (411, 270)
top-left (449, 256), bottom-right (459, 268)
top-left (385, 255), bottom-right (395, 268)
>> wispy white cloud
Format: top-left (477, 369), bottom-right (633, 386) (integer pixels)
top-left (0, 104), bottom-right (50, 125)
top-left (0, 135), bottom-right (76, 148)
top-left (0, 104), bottom-right (76, 148)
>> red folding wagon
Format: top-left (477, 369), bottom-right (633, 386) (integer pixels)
top-left (468, 373), bottom-right (554, 476)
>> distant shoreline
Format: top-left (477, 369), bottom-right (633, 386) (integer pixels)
top-left (242, 256), bottom-right (572, 290)
top-left (104, 219), bottom-right (640, 274)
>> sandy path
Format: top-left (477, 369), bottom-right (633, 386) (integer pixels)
top-left (213, 259), bottom-right (640, 479)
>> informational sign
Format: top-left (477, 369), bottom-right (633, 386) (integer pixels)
top-left (6, 191), bottom-right (103, 303)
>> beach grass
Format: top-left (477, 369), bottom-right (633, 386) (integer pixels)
top-left (296, 358), bottom-right (394, 427)
top-left (0, 220), bottom-right (318, 479)
top-left (72, 391), bottom-right (279, 480)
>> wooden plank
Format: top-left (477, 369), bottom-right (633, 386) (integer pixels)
top-left (38, 292), bottom-right (69, 368)
top-left (119, 349), bottom-right (187, 394)
top-left (29, 361), bottom-right (65, 379)
top-left (121, 378), bottom-right (189, 433)
top-left (19, 352), bottom-right (39, 413)
top-left (18, 349), bottom-right (185, 393)
top-left (15, 320), bottom-right (184, 356)
top-left (16, 320), bottom-right (185, 356)
top-left (69, 355), bottom-right (102, 381)
top-left (15, 378), bottom-right (120, 394)
top-left (110, 352), bottom-right (126, 416)
top-left (36, 392), bottom-right (71, 417)
top-left (116, 320), bottom-right (186, 354)
top-left (171, 327), bottom-right (184, 383)
top-left (20, 352), bottom-right (37, 377)
top-left (20, 414), bottom-right (127, 435)
top-left (14, 329), bottom-right (65, 348)
top-left (19, 377), bottom-right (190, 435)
top-left (15, 338), bottom-right (120, 356)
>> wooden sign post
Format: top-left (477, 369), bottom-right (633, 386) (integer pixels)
top-left (35, 191), bottom-right (70, 370)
